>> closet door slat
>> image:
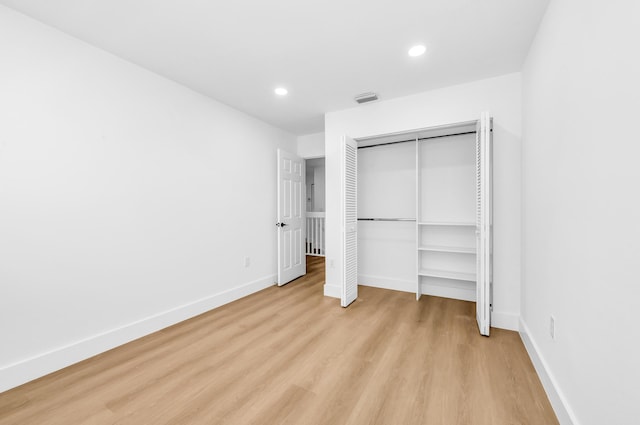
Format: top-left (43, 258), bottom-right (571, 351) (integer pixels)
top-left (475, 112), bottom-right (493, 336)
top-left (342, 135), bottom-right (358, 307)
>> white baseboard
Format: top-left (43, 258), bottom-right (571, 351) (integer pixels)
top-left (359, 274), bottom-right (476, 303)
top-left (358, 274), bottom-right (414, 293)
top-left (519, 319), bottom-right (579, 425)
top-left (491, 311), bottom-right (519, 331)
top-left (0, 274), bottom-right (276, 394)
top-left (323, 283), bottom-right (340, 298)
top-left (421, 283), bottom-right (475, 302)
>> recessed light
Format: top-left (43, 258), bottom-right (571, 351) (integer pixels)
top-left (275, 87), bottom-right (288, 96)
top-left (408, 45), bottom-right (426, 57)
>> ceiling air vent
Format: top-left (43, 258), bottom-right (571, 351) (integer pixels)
top-left (354, 92), bottom-right (378, 104)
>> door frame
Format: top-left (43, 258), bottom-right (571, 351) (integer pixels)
top-left (341, 115), bottom-right (493, 335)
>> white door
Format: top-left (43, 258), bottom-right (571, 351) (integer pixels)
top-left (277, 149), bottom-right (306, 286)
top-left (341, 136), bottom-right (358, 307)
top-left (475, 112), bottom-right (493, 336)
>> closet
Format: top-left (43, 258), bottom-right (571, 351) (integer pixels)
top-left (341, 113), bottom-right (492, 335)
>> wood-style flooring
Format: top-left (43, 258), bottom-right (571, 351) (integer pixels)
top-left (0, 256), bottom-right (558, 424)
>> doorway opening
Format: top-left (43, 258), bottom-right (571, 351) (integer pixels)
top-left (338, 113), bottom-right (492, 335)
top-left (305, 157), bottom-right (325, 257)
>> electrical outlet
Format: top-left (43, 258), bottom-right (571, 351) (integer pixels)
top-left (244, 257), bottom-right (250, 268)
top-left (549, 315), bottom-right (556, 340)
top-left (329, 259), bottom-right (335, 268)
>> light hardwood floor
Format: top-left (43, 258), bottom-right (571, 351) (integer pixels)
top-left (0, 256), bottom-right (558, 424)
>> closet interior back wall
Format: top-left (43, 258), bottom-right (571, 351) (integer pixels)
top-left (357, 142), bottom-right (416, 293)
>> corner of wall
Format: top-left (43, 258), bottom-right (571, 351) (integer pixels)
top-left (296, 132), bottom-right (326, 159)
top-left (323, 283), bottom-right (340, 299)
top-left (519, 319), bottom-right (579, 425)
top-left (490, 311), bottom-right (520, 331)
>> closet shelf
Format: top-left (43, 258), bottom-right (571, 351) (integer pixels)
top-left (418, 269), bottom-right (476, 282)
top-left (418, 245), bottom-right (476, 254)
top-left (418, 221), bottom-right (475, 227)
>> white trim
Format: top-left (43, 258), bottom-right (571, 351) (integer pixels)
top-left (0, 275), bottom-right (276, 394)
top-left (323, 283), bottom-right (341, 298)
top-left (359, 275), bottom-right (414, 293)
top-left (306, 212), bottom-right (326, 218)
top-left (519, 319), bottom-right (580, 425)
top-left (300, 154), bottom-right (325, 160)
top-left (490, 311), bottom-right (519, 331)
top-left (422, 282), bottom-right (476, 302)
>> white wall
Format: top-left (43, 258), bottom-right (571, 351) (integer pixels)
top-left (313, 164), bottom-right (325, 213)
top-left (305, 158), bottom-right (326, 212)
top-left (357, 142), bottom-right (416, 292)
top-left (297, 132), bottom-right (325, 159)
top-left (0, 5), bottom-right (295, 392)
top-left (325, 73), bottom-right (522, 329)
top-left (521, 1), bottom-right (640, 424)
top-left (306, 163), bottom-right (315, 211)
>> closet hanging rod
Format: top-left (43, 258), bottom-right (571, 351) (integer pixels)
top-left (357, 130), bottom-right (477, 150)
top-left (357, 218), bottom-right (416, 222)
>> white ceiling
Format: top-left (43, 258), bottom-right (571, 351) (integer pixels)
top-left (0, 0), bottom-right (549, 135)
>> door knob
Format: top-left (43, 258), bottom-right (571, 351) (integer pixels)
top-left (276, 222), bottom-right (288, 227)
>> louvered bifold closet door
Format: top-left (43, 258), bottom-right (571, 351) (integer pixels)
top-left (342, 136), bottom-right (358, 307)
top-left (475, 112), bottom-right (493, 336)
